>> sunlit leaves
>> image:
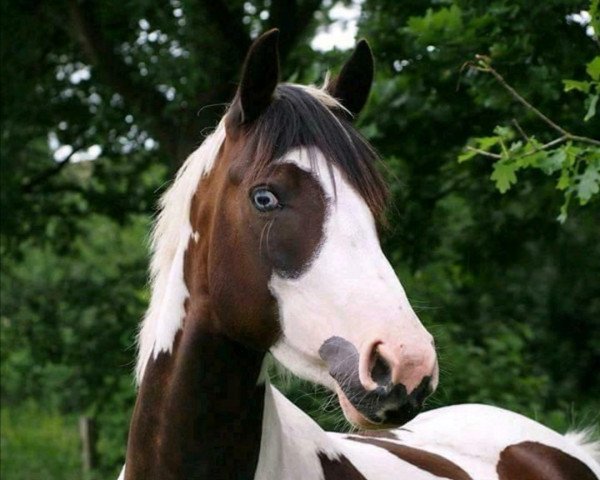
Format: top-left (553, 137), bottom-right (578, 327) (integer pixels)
top-left (490, 161), bottom-right (517, 193)
top-left (563, 79), bottom-right (591, 93)
top-left (577, 157), bottom-right (600, 203)
top-left (563, 56), bottom-right (600, 122)
top-left (584, 93), bottom-right (598, 121)
top-left (461, 53), bottom-right (600, 221)
top-left (461, 127), bottom-right (600, 221)
top-left (587, 56), bottom-right (600, 80)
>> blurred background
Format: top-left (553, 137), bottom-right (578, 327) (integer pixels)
top-left (1, 0), bottom-right (599, 478)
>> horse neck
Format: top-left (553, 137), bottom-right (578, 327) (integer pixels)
top-left (255, 384), bottom-right (347, 480)
top-left (125, 302), bottom-right (267, 480)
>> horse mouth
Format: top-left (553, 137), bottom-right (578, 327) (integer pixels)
top-left (319, 336), bottom-right (429, 429)
top-left (335, 385), bottom-right (386, 429)
top-left (334, 384), bottom-right (423, 429)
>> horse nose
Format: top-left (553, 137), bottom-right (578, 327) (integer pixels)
top-left (359, 338), bottom-right (437, 395)
top-left (319, 335), bottom-right (437, 426)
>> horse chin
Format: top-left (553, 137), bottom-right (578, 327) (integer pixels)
top-left (335, 386), bottom-right (387, 430)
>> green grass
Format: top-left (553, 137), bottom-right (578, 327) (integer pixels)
top-left (1, 402), bottom-right (80, 480)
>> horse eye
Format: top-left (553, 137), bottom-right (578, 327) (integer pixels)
top-left (251, 188), bottom-right (280, 212)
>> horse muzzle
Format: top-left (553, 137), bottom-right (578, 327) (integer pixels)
top-left (319, 335), bottom-right (437, 428)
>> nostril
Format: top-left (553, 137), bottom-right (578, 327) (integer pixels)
top-left (370, 352), bottom-right (391, 387)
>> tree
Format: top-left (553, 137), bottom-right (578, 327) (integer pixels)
top-left (1, 0), bottom-right (326, 248)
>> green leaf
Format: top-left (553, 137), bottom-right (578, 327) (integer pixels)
top-left (360, 123), bottom-right (379, 140)
top-left (520, 149), bottom-right (547, 169)
top-left (592, 1), bottom-right (600, 39)
top-left (538, 149), bottom-right (566, 174)
top-left (493, 125), bottom-right (515, 140)
top-left (508, 140), bottom-right (524, 152)
top-left (458, 149), bottom-right (478, 163)
top-left (576, 163), bottom-right (600, 204)
top-left (584, 94), bottom-right (598, 121)
top-left (557, 168), bottom-right (571, 191)
top-left (475, 136), bottom-right (501, 150)
top-left (586, 56), bottom-right (600, 81)
top-left (563, 80), bottom-right (590, 93)
top-left (557, 204), bottom-right (568, 223)
top-left (491, 161), bottom-right (518, 193)
top-left (591, 1), bottom-right (600, 46)
top-left (564, 143), bottom-right (582, 166)
top-left (459, 136), bottom-right (502, 162)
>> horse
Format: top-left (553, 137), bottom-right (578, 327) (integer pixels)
top-left (119, 29), bottom-right (600, 480)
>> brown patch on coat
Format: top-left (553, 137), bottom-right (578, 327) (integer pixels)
top-left (125, 308), bottom-right (267, 479)
top-left (356, 429), bottom-right (398, 440)
top-left (347, 436), bottom-right (473, 480)
top-left (497, 441), bottom-right (598, 480)
top-left (318, 452), bottom-right (368, 479)
top-left (125, 331), bottom-right (182, 479)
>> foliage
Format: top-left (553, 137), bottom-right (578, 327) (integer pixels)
top-left (0, 403), bottom-right (80, 480)
top-left (1, 0), bottom-right (600, 476)
top-left (360, 0), bottom-right (600, 426)
top-left (1, 215), bottom-right (141, 473)
top-left (458, 55), bottom-right (600, 221)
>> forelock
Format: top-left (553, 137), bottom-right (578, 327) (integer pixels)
top-left (231, 83), bottom-right (388, 220)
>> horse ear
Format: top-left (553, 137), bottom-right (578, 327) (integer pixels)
top-left (231, 29), bottom-right (280, 126)
top-left (326, 39), bottom-right (374, 118)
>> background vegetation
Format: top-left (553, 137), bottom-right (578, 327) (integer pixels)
top-left (1, 0), bottom-right (599, 478)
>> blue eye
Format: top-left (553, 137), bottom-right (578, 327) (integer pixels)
top-left (251, 188), bottom-right (280, 212)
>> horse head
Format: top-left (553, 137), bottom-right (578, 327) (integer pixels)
top-left (179, 29), bottom-right (438, 429)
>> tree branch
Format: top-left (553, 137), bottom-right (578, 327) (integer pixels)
top-left (22, 147), bottom-right (81, 193)
top-left (511, 118), bottom-right (530, 142)
top-left (514, 135), bottom-right (569, 161)
top-left (466, 146), bottom-right (501, 159)
top-left (472, 55), bottom-right (600, 147)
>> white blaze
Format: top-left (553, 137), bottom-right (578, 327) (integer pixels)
top-left (269, 148), bottom-right (434, 387)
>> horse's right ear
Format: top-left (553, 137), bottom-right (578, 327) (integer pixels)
top-left (325, 39), bottom-right (374, 118)
top-left (228, 29), bottom-right (280, 129)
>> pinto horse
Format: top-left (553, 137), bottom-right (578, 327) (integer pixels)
top-left (120, 30), bottom-right (600, 480)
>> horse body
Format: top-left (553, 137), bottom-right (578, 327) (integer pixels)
top-left (121, 377), bottom-right (600, 479)
top-left (257, 385), bottom-right (600, 480)
top-left (120, 30), bottom-right (599, 479)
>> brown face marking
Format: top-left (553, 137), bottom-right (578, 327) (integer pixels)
top-left (497, 441), bottom-right (597, 480)
top-left (235, 161), bottom-right (327, 278)
top-left (185, 134), bottom-right (327, 350)
top-left (347, 436), bottom-right (474, 480)
top-left (318, 452), bottom-right (368, 480)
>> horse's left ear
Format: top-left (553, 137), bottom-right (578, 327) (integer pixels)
top-left (325, 39), bottom-right (374, 118)
top-left (230, 29), bottom-right (280, 127)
